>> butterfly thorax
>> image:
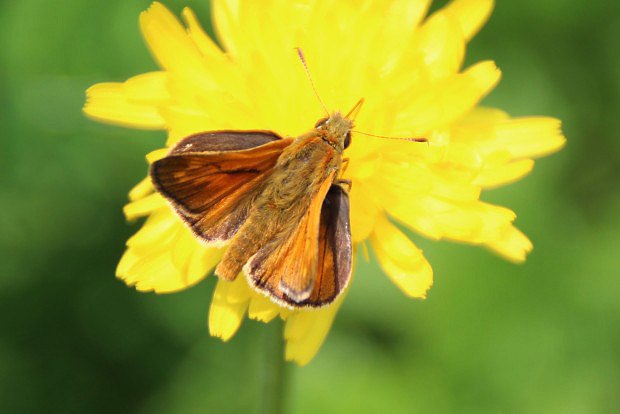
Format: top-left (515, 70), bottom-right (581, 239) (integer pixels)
top-left (259, 133), bottom-right (340, 214)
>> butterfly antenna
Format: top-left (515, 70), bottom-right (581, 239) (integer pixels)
top-left (296, 47), bottom-right (329, 116)
top-left (354, 130), bottom-right (428, 143)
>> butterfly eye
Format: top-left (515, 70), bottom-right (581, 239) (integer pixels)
top-left (314, 117), bottom-right (329, 128)
top-left (344, 131), bottom-right (351, 149)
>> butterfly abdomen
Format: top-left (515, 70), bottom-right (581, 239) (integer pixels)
top-left (213, 216), bottom-right (269, 281)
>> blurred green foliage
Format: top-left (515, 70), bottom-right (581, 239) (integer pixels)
top-left (1, 1), bottom-right (619, 413)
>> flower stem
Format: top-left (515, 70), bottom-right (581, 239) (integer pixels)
top-left (259, 319), bottom-right (288, 414)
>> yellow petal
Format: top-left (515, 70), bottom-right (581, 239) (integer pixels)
top-left (122, 72), bottom-right (171, 104)
top-left (126, 209), bottom-right (176, 250)
top-left (475, 158), bottom-right (535, 188)
top-left (414, 9), bottom-right (465, 80)
top-left (247, 293), bottom-right (280, 323)
top-left (441, 141), bottom-right (484, 173)
top-left (395, 61), bottom-right (501, 134)
top-left (119, 217), bottom-right (220, 293)
top-left (461, 106), bottom-right (509, 124)
top-left (181, 8), bottom-right (228, 64)
top-left (83, 83), bottom-right (165, 129)
top-left (146, 148), bottom-right (168, 164)
top-left (209, 276), bottom-right (251, 341)
top-left (443, 0), bottom-right (494, 41)
top-left (372, 155), bottom-right (480, 205)
top-left (486, 225), bottom-right (533, 263)
top-left (385, 189), bottom-right (519, 246)
top-left (128, 176), bottom-right (154, 202)
top-left (140, 3), bottom-right (219, 91)
top-left (493, 117), bottom-right (566, 159)
top-left (123, 193), bottom-right (167, 220)
top-left (158, 106), bottom-right (218, 146)
top-left (284, 301), bottom-right (343, 366)
top-left (382, 195), bottom-right (446, 240)
top-left (170, 228), bottom-right (220, 283)
top-left (465, 60), bottom-right (502, 97)
top-left (187, 246), bottom-right (223, 284)
top-left (439, 201), bottom-right (516, 244)
top-left (348, 181), bottom-right (381, 243)
top-left (116, 248), bottom-right (141, 281)
top-left (451, 110), bottom-right (565, 187)
top-left (211, 0), bottom-right (240, 58)
top-left (181, 8), bottom-right (250, 104)
top-left (118, 250), bottom-right (173, 291)
top-left (119, 247), bottom-right (182, 293)
top-left (373, 0), bottom-right (431, 73)
top-left (370, 215), bottom-right (433, 298)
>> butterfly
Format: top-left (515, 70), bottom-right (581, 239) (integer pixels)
top-left (150, 48), bottom-right (428, 308)
top-left (150, 109), bottom-right (357, 308)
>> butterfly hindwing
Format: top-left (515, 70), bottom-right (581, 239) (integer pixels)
top-left (245, 181), bottom-right (352, 307)
top-left (305, 184), bottom-right (352, 305)
top-left (150, 131), bottom-right (293, 245)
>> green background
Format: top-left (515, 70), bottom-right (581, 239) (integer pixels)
top-left (1, 1), bottom-right (619, 413)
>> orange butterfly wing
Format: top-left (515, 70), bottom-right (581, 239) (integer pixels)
top-left (150, 131), bottom-right (293, 245)
top-left (245, 183), bottom-right (352, 307)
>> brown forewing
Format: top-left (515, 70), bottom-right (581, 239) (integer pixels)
top-left (150, 131), bottom-right (293, 244)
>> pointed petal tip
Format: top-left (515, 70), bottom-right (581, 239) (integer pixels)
top-left (444, 0), bottom-right (495, 41)
top-left (284, 349), bottom-right (312, 367)
top-left (487, 225), bottom-right (533, 263)
top-left (208, 307), bottom-right (244, 342)
top-left (370, 216), bottom-right (435, 299)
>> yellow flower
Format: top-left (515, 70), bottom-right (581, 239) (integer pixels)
top-left (84, 0), bottom-right (565, 365)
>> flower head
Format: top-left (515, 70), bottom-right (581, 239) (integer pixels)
top-left (84, 0), bottom-right (565, 365)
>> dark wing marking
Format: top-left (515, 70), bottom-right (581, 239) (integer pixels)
top-left (170, 130), bottom-right (281, 154)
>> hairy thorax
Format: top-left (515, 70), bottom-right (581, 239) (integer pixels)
top-left (256, 136), bottom-right (340, 214)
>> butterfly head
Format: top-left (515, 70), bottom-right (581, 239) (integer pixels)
top-left (315, 112), bottom-right (353, 152)
top-left (314, 98), bottom-right (364, 152)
